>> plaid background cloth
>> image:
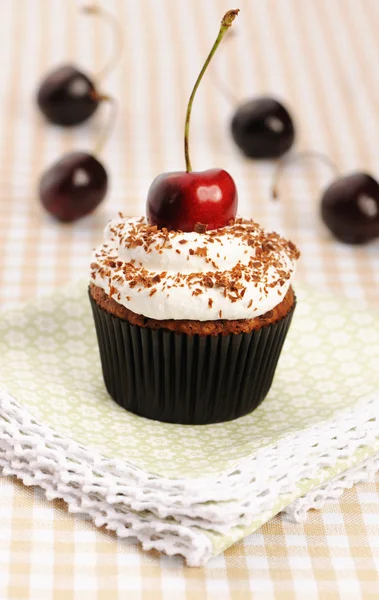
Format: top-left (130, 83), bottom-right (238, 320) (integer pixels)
top-left (0, 0), bottom-right (378, 597)
top-left (1, 477), bottom-right (379, 599)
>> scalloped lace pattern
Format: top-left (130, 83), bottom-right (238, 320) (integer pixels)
top-left (282, 452), bottom-right (379, 522)
top-left (1, 386), bottom-right (378, 566)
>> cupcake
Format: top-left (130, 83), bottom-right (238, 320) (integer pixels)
top-left (89, 217), bottom-right (299, 424)
top-left (88, 8), bottom-right (300, 424)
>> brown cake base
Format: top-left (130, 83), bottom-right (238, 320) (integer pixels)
top-left (89, 284), bottom-right (296, 425)
top-left (89, 283), bottom-right (294, 336)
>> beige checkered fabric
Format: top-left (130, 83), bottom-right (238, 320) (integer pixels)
top-left (1, 477), bottom-right (379, 599)
top-left (0, 0), bottom-right (378, 596)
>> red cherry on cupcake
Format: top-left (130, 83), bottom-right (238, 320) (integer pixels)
top-left (146, 9), bottom-right (240, 232)
top-left (147, 169), bottom-right (237, 231)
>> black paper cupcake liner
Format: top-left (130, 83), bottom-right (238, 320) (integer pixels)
top-left (89, 291), bottom-right (296, 425)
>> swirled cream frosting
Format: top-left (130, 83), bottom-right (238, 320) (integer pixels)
top-left (90, 217), bottom-right (300, 321)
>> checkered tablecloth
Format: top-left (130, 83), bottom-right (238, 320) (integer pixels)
top-left (1, 476), bottom-right (379, 599)
top-left (0, 0), bottom-right (378, 597)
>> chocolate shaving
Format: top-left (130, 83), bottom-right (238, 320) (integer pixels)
top-left (194, 222), bottom-right (207, 234)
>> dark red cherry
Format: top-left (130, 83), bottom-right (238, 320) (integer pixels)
top-left (146, 11), bottom-right (239, 232)
top-left (231, 97), bottom-right (295, 159)
top-left (146, 168), bottom-right (238, 232)
top-left (37, 65), bottom-right (100, 126)
top-left (39, 151), bottom-right (108, 222)
top-left (321, 172), bottom-right (379, 244)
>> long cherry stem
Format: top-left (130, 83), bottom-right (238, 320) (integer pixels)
top-left (184, 9), bottom-right (239, 173)
top-left (211, 69), bottom-right (240, 105)
top-left (210, 30), bottom-right (240, 105)
top-left (91, 93), bottom-right (117, 155)
top-left (271, 151), bottom-right (340, 200)
top-left (82, 5), bottom-right (123, 82)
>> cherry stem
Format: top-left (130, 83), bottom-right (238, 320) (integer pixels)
top-left (271, 151), bottom-right (340, 200)
top-left (211, 69), bottom-right (240, 105)
top-left (210, 30), bottom-right (240, 105)
top-left (82, 5), bottom-right (123, 82)
top-left (184, 9), bottom-right (239, 172)
top-left (91, 93), bottom-right (117, 156)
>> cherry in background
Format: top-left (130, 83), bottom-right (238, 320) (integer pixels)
top-left (231, 97), bottom-right (295, 159)
top-left (38, 94), bottom-right (116, 222)
top-left (37, 4), bottom-right (122, 222)
top-left (38, 68), bottom-right (118, 222)
top-left (209, 32), bottom-right (296, 159)
top-left (36, 5), bottom-right (122, 127)
top-left (37, 65), bottom-right (100, 127)
top-left (272, 153), bottom-right (379, 245)
top-left (39, 152), bottom-right (108, 222)
top-left (321, 173), bottom-right (379, 245)
top-left (146, 10), bottom-right (240, 233)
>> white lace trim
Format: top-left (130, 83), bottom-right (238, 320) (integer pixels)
top-left (282, 452), bottom-right (379, 522)
top-left (1, 385), bottom-right (378, 565)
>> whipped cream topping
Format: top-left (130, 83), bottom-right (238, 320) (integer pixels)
top-left (90, 217), bottom-right (300, 321)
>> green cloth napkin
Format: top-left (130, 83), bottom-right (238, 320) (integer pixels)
top-left (0, 281), bottom-right (378, 564)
